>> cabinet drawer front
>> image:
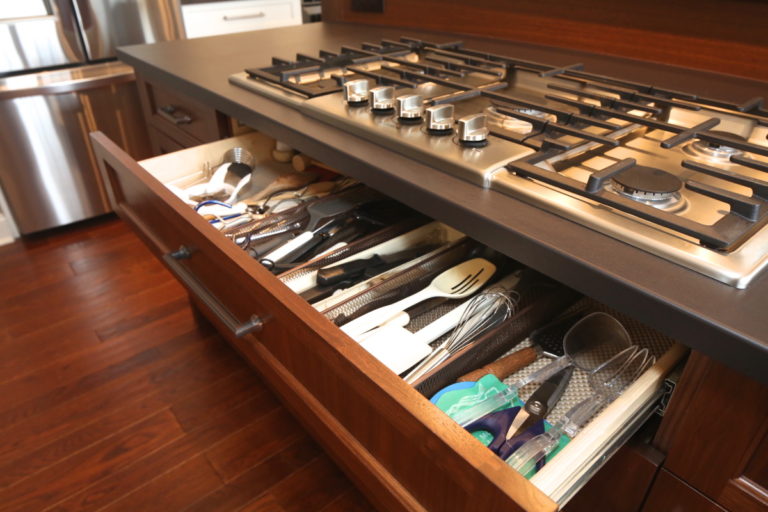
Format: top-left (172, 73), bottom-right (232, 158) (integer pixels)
top-left (91, 130), bottom-right (685, 512)
top-left (138, 78), bottom-right (224, 146)
top-left (91, 130), bottom-right (556, 512)
top-left (182, 0), bottom-right (301, 39)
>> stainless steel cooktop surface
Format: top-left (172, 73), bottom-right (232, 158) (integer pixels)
top-left (229, 36), bottom-right (768, 288)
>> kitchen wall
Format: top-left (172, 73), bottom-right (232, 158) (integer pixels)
top-left (322, 0), bottom-right (768, 81)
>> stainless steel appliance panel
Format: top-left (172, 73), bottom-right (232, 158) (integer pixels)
top-left (0, 64), bottom-right (151, 233)
top-left (72, 0), bottom-right (185, 61)
top-left (0, 1), bottom-right (87, 74)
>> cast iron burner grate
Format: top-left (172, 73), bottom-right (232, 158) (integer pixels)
top-left (508, 155), bottom-right (768, 250)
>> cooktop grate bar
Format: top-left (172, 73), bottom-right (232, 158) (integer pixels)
top-left (546, 83), bottom-right (662, 114)
top-left (399, 36), bottom-right (464, 51)
top-left (682, 159), bottom-right (768, 201)
top-left (731, 155), bottom-right (768, 174)
top-left (508, 156), bottom-right (766, 249)
top-left (660, 119), bottom-right (721, 148)
top-left (494, 106), bottom-right (620, 147)
top-left (422, 56), bottom-right (504, 77)
top-left (346, 66), bottom-right (418, 88)
top-left (556, 75), bottom-right (702, 111)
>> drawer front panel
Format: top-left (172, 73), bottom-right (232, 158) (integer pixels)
top-left (182, 1), bottom-right (301, 39)
top-left (138, 78), bottom-right (224, 147)
top-left (91, 130), bottom-right (556, 512)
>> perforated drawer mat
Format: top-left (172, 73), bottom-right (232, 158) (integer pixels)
top-left (422, 297), bottom-right (676, 428)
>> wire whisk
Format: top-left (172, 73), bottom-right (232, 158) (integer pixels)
top-left (403, 287), bottom-right (515, 384)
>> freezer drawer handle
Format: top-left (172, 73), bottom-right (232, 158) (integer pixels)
top-left (223, 12), bottom-right (266, 21)
top-left (158, 105), bottom-right (193, 125)
top-left (163, 247), bottom-right (264, 337)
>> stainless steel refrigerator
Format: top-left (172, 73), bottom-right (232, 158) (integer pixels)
top-left (0, 1), bottom-right (184, 234)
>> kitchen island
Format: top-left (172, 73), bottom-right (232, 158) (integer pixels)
top-left (103, 20), bottom-right (768, 512)
top-left (117, 21), bottom-right (768, 382)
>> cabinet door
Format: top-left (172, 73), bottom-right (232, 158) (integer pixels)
top-left (656, 352), bottom-right (768, 512)
top-left (642, 470), bottom-right (727, 512)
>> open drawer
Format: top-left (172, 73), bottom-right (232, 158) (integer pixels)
top-left (91, 130), bottom-right (686, 512)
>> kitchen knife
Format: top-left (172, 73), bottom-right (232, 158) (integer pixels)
top-left (317, 245), bottom-right (440, 286)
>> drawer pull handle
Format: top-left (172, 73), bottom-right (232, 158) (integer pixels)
top-left (222, 12), bottom-right (266, 21)
top-left (169, 245), bottom-right (193, 260)
top-left (158, 105), bottom-right (193, 125)
top-left (162, 250), bottom-right (264, 337)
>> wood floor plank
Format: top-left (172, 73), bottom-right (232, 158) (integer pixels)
top-left (0, 325), bottom-right (222, 432)
top-left (0, 217), bottom-right (371, 512)
top-left (0, 299), bottom-right (193, 412)
top-left (205, 408), bottom-right (308, 482)
top-left (0, 330), bottom-right (234, 464)
top-left (170, 368), bottom-right (267, 432)
top-left (47, 397), bottom-right (281, 512)
top-left (0, 298), bottom-right (196, 388)
top-left (0, 409), bottom-right (184, 512)
top-left (184, 437), bottom-right (323, 512)
top-left (97, 455), bottom-right (223, 512)
top-left (266, 455), bottom-right (355, 512)
top-left (320, 488), bottom-right (376, 512)
top-left (238, 493), bottom-right (286, 512)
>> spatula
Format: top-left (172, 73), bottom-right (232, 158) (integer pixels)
top-left (341, 258), bottom-right (496, 338)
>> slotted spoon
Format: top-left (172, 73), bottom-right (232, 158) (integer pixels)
top-left (340, 258), bottom-right (496, 339)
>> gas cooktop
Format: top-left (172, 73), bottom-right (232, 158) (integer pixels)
top-left (229, 36), bottom-right (768, 288)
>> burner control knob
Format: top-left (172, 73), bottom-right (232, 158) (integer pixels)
top-left (425, 104), bottom-right (455, 135)
top-left (458, 113), bottom-right (489, 147)
top-left (370, 86), bottom-right (395, 113)
top-left (343, 79), bottom-right (369, 106)
top-left (396, 94), bottom-right (424, 123)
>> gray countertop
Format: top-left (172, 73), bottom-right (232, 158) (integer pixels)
top-left (117, 22), bottom-right (768, 384)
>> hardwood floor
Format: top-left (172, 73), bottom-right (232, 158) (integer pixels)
top-left (0, 215), bottom-right (374, 512)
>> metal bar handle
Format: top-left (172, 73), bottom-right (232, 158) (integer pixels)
top-left (157, 105), bottom-right (193, 125)
top-left (163, 246), bottom-right (264, 337)
top-left (223, 12), bottom-right (265, 21)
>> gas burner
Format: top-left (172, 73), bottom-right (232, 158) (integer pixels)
top-left (685, 130), bottom-right (747, 161)
top-left (611, 166), bottom-right (686, 211)
top-left (485, 106), bottom-right (556, 134)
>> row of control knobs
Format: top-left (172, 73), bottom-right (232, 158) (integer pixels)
top-left (343, 79), bottom-right (489, 146)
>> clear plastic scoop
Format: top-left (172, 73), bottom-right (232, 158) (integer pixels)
top-left (449, 312), bottom-right (631, 426)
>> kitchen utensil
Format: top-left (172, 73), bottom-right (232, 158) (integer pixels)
top-left (506, 345), bottom-right (655, 475)
top-left (301, 246), bottom-right (442, 304)
top-left (403, 288), bottom-right (513, 384)
top-left (259, 187), bottom-right (384, 268)
top-left (317, 245), bottom-right (441, 287)
top-left (466, 366), bottom-right (573, 460)
top-left (450, 312), bottom-right (632, 426)
top-left (341, 258), bottom-right (497, 338)
top-left (430, 347), bottom-right (539, 414)
top-left (240, 170), bottom-right (317, 206)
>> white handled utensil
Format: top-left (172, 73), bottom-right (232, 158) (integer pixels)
top-left (341, 258), bottom-right (496, 339)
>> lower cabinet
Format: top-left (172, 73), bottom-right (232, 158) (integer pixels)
top-left (91, 127), bottom-right (736, 512)
top-left (655, 352), bottom-right (768, 512)
top-left (642, 470), bottom-right (727, 512)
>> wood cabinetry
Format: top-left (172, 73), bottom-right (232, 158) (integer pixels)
top-left (655, 352), bottom-right (768, 512)
top-left (136, 76), bottom-right (232, 154)
top-left (322, 0), bottom-right (768, 81)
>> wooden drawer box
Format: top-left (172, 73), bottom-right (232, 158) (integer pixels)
top-left (91, 130), bottom-right (685, 512)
